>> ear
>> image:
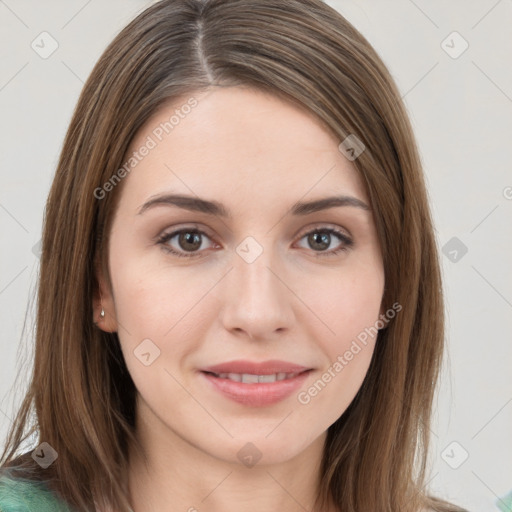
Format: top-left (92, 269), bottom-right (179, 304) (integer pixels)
top-left (93, 259), bottom-right (118, 333)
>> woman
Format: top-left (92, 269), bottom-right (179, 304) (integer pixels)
top-left (0, 0), bottom-right (469, 510)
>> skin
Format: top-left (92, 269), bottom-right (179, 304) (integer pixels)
top-left (95, 86), bottom-right (385, 512)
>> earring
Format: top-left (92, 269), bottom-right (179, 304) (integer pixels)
top-left (100, 307), bottom-right (105, 319)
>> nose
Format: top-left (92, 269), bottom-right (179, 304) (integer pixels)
top-left (219, 245), bottom-right (295, 341)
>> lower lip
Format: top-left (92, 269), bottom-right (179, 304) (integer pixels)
top-left (200, 370), bottom-right (312, 407)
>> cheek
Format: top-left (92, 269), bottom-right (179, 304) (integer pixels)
top-left (110, 268), bottom-right (209, 404)
top-left (296, 277), bottom-right (381, 419)
top-left (110, 255), bottom-right (222, 366)
top-left (296, 259), bottom-right (383, 403)
top-left (110, 250), bottom-right (191, 332)
top-left (302, 260), bottom-right (384, 345)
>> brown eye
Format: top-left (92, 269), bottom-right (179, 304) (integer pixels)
top-left (177, 231), bottom-right (202, 252)
top-left (297, 227), bottom-right (353, 256)
top-left (156, 229), bottom-right (215, 258)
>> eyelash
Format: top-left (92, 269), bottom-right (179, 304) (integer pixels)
top-left (155, 225), bottom-right (353, 259)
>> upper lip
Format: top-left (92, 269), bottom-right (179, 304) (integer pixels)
top-left (201, 359), bottom-right (312, 375)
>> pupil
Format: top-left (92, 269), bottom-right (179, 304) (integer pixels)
top-left (180, 232), bottom-right (201, 251)
top-left (310, 232), bottom-right (329, 250)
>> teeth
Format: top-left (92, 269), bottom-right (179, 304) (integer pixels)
top-left (214, 372), bottom-right (301, 383)
top-left (242, 373), bottom-right (260, 383)
top-left (258, 374), bottom-right (276, 383)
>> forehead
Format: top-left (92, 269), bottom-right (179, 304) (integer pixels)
top-left (118, 86), bottom-right (369, 213)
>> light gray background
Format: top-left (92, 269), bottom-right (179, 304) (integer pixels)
top-left (1, 1), bottom-right (511, 511)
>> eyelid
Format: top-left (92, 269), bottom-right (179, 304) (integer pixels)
top-left (153, 223), bottom-right (214, 244)
top-left (294, 221), bottom-right (352, 240)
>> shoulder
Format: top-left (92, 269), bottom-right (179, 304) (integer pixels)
top-left (0, 468), bottom-right (72, 512)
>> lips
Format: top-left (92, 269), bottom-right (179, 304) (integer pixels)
top-left (199, 359), bottom-right (313, 406)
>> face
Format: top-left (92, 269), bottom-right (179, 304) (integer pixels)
top-left (96, 86), bottom-right (385, 466)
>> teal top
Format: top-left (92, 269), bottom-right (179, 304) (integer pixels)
top-left (0, 469), bottom-right (74, 512)
top-left (497, 488), bottom-right (512, 512)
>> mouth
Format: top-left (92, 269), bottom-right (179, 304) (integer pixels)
top-left (201, 369), bottom-right (310, 383)
top-left (198, 361), bottom-right (313, 407)
top-left (200, 359), bottom-right (312, 376)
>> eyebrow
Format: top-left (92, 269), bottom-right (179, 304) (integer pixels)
top-left (137, 193), bottom-right (371, 217)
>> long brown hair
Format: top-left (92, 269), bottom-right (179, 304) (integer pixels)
top-left (1, 1), bottom-right (467, 511)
